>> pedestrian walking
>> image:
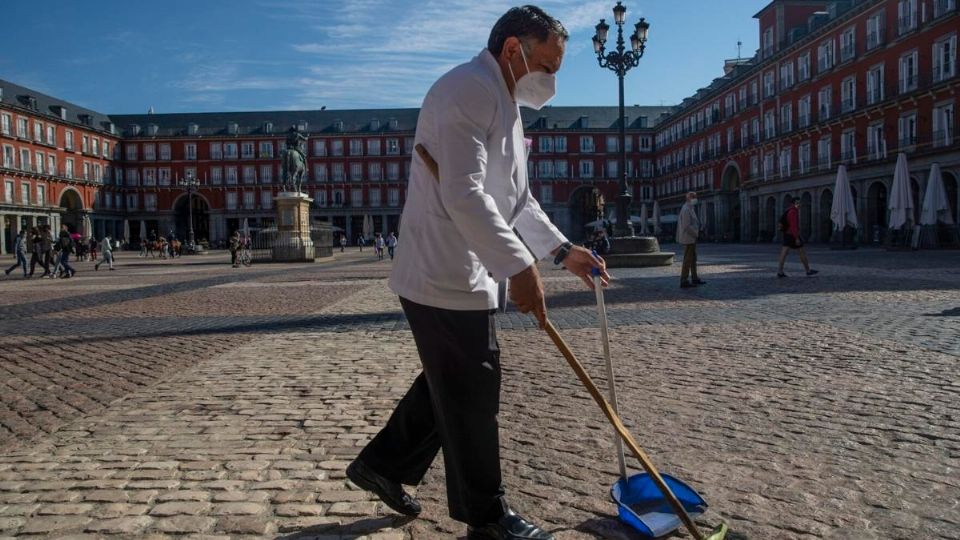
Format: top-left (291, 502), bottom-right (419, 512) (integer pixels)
top-left (347, 8), bottom-right (608, 540)
top-left (4, 229), bottom-right (29, 277)
top-left (777, 196), bottom-right (818, 278)
top-left (358, 235), bottom-right (366, 252)
top-left (94, 234), bottom-right (115, 270)
top-left (88, 236), bottom-right (98, 262)
top-left (386, 232), bottom-right (398, 260)
top-left (374, 233), bottom-right (385, 260)
top-left (339, 234), bottom-right (346, 252)
top-left (677, 192), bottom-right (705, 288)
top-left (42, 225), bottom-right (55, 276)
top-left (28, 227), bottom-right (50, 278)
top-left (229, 230), bottom-right (241, 268)
top-left (55, 225), bottom-right (76, 278)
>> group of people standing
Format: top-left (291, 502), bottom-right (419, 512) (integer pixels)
top-left (4, 225), bottom-right (115, 279)
top-left (340, 232), bottom-right (398, 260)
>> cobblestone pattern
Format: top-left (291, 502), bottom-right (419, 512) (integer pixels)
top-left (0, 246), bottom-right (956, 539)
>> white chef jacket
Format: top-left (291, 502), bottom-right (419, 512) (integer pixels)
top-left (388, 49), bottom-right (568, 310)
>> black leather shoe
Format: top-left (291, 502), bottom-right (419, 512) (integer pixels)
top-left (692, 279), bottom-right (706, 285)
top-left (346, 459), bottom-right (421, 516)
top-left (680, 281), bottom-right (695, 288)
top-left (468, 509), bottom-right (555, 540)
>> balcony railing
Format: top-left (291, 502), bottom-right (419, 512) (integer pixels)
top-left (817, 155), bottom-right (832, 170)
top-left (818, 106), bottom-right (832, 121)
top-left (866, 143), bottom-right (888, 161)
top-left (841, 98), bottom-right (856, 113)
top-left (934, 66), bottom-right (956, 83)
top-left (934, 0), bottom-right (957, 18)
top-left (898, 74), bottom-right (919, 95)
top-left (840, 149), bottom-right (857, 163)
top-left (898, 15), bottom-right (917, 36)
top-left (798, 113), bottom-right (811, 128)
top-left (866, 87), bottom-right (884, 105)
top-left (932, 129), bottom-right (954, 148)
top-left (899, 135), bottom-right (918, 148)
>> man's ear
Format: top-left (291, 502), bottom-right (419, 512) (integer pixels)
top-left (501, 36), bottom-right (522, 60)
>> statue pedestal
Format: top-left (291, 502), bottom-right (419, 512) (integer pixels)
top-left (273, 192), bottom-right (315, 262)
top-left (605, 236), bottom-right (674, 268)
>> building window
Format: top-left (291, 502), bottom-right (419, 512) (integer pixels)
top-left (259, 141), bottom-right (274, 158)
top-left (579, 160), bottom-right (594, 178)
top-left (35, 152), bottom-right (44, 174)
top-left (127, 193), bottom-right (137, 210)
top-left (241, 142), bottom-right (255, 159)
top-left (798, 95), bottom-right (811, 128)
top-left (818, 136), bottom-right (832, 169)
top-left (312, 164), bottom-right (327, 182)
top-left (4, 180), bottom-right (13, 203)
top-left (779, 61), bottom-right (794, 90)
top-left (210, 142), bottom-right (223, 159)
top-left (260, 164), bottom-right (273, 182)
top-left (933, 102), bottom-right (955, 147)
top-left (185, 144), bottom-right (197, 160)
top-left (145, 193), bottom-right (157, 212)
top-left (606, 136), bottom-right (618, 152)
top-left (898, 0), bottom-right (917, 36)
top-left (933, 35), bottom-right (957, 83)
top-left (799, 143), bottom-right (811, 174)
top-left (866, 11), bottom-right (885, 50)
top-left (143, 143), bottom-right (156, 160)
top-left (0, 114), bottom-right (10, 136)
top-left (818, 86), bottom-right (832, 120)
top-left (243, 165), bottom-right (256, 183)
top-left (369, 188), bottom-right (381, 207)
top-left (764, 110), bottom-right (776, 139)
top-left (763, 70), bottom-right (775, 98)
top-left (65, 159), bottom-right (74, 179)
top-left (388, 188), bottom-right (400, 207)
top-left (554, 136), bottom-right (567, 152)
top-left (606, 160), bottom-right (618, 179)
top-left (332, 163), bottom-right (345, 181)
top-left (332, 139), bottom-right (344, 156)
top-left (243, 191), bottom-right (255, 209)
top-left (143, 168), bottom-right (156, 186)
top-left (103, 141), bottom-right (110, 159)
top-left (866, 64), bottom-right (885, 105)
top-left (840, 27), bottom-right (856, 62)
top-left (580, 136), bottom-right (595, 152)
top-left (899, 51), bottom-right (919, 93)
top-left (867, 122), bottom-right (887, 158)
top-left (157, 143), bottom-right (170, 160)
top-left (82, 135), bottom-right (89, 154)
top-left (224, 143), bottom-right (237, 159)
top-left (763, 153), bottom-right (774, 180)
top-left (540, 185), bottom-right (553, 204)
top-left (65, 130), bottom-right (74, 151)
top-left (762, 27), bottom-right (774, 58)
top-left (368, 162), bottom-right (381, 181)
top-left (818, 39), bottom-right (835, 73)
top-left (539, 137), bottom-right (554, 153)
top-left (780, 103), bottom-right (793, 133)
top-left (386, 162), bottom-right (400, 181)
top-left (841, 76), bottom-right (857, 113)
top-left (555, 160), bottom-right (569, 177)
top-left (313, 139), bottom-right (327, 157)
top-left (125, 144), bottom-right (138, 161)
top-left (367, 139), bottom-right (381, 156)
top-left (350, 188), bottom-right (363, 206)
top-left (934, 0), bottom-right (957, 17)
top-left (350, 162), bottom-right (363, 181)
top-left (226, 192), bottom-right (238, 210)
top-left (385, 138), bottom-right (399, 155)
top-left (20, 149), bottom-right (30, 172)
top-left (37, 185), bottom-right (46, 206)
top-left (47, 155), bottom-right (56, 176)
top-left (349, 139), bottom-right (363, 156)
top-left (841, 129), bottom-right (857, 163)
top-left (159, 168), bottom-right (171, 185)
top-left (45, 125), bottom-right (55, 145)
top-left (779, 147), bottom-right (792, 177)
top-left (261, 191), bottom-right (273, 210)
top-left (315, 189), bottom-right (328, 207)
top-left (211, 167), bottom-right (223, 184)
top-left (226, 166), bottom-right (238, 184)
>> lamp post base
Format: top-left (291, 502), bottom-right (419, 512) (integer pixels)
top-left (605, 235), bottom-right (674, 268)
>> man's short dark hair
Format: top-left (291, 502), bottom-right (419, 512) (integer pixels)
top-left (488, 5), bottom-right (569, 57)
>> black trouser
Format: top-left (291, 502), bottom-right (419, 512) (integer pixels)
top-left (358, 297), bottom-right (507, 527)
top-left (680, 243), bottom-right (698, 283)
top-left (29, 252), bottom-right (48, 276)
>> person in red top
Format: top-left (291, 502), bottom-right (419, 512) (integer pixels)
top-left (777, 196), bottom-right (818, 278)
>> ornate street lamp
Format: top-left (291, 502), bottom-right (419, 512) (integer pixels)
top-left (594, 2), bottom-right (649, 237)
top-left (178, 170), bottom-right (201, 249)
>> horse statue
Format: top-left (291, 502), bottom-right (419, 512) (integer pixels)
top-left (281, 127), bottom-right (307, 193)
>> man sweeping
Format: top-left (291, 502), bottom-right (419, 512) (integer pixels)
top-left (346, 6), bottom-right (608, 540)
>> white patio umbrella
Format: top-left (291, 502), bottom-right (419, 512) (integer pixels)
top-left (830, 165), bottom-right (859, 230)
top-left (139, 220), bottom-right (147, 241)
top-left (920, 163), bottom-right (954, 225)
top-left (652, 200), bottom-right (661, 234)
top-left (241, 217), bottom-right (250, 237)
top-left (888, 152), bottom-right (914, 230)
top-left (82, 214), bottom-right (93, 237)
top-left (638, 204), bottom-right (649, 235)
top-left (122, 219), bottom-right (130, 243)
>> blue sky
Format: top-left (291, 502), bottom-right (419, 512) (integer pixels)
top-left (0, 1), bottom-right (769, 114)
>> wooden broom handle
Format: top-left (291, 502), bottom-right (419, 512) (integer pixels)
top-left (544, 320), bottom-right (705, 540)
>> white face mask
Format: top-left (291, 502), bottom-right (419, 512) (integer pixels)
top-left (690, 198), bottom-right (698, 205)
top-left (508, 45), bottom-right (556, 110)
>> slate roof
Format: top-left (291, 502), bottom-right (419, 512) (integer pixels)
top-left (0, 78), bottom-right (118, 135)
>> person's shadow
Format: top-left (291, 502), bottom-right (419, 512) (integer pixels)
top-left (275, 515), bottom-right (415, 540)
top-left (926, 307), bottom-right (960, 317)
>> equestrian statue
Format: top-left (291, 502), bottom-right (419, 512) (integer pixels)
top-left (281, 126), bottom-right (307, 193)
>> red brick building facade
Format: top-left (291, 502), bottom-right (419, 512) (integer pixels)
top-left (1, 0), bottom-right (956, 253)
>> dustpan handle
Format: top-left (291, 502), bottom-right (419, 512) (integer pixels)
top-left (591, 256), bottom-right (627, 481)
top-left (544, 320), bottom-right (706, 540)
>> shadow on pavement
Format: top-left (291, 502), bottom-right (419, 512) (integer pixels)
top-left (926, 307), bottom-right (960, 317)
top-left (275, 515), bottom-right (415, 540)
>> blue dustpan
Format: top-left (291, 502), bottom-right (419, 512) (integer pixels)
top-left (611, 473), bottom-right (708, 538)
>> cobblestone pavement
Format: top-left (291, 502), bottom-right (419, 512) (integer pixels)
top-left (0, 245), bottom-right (957, 539)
